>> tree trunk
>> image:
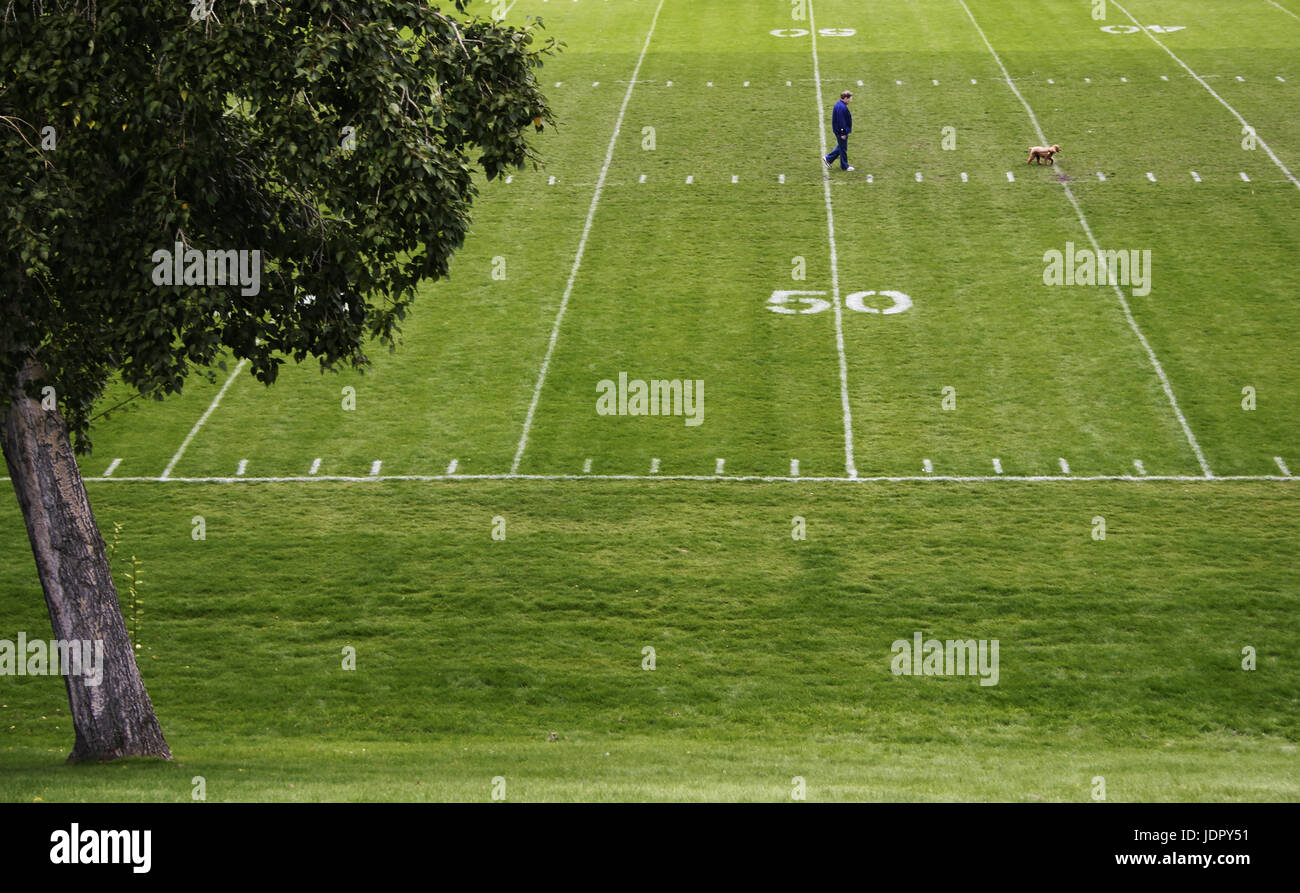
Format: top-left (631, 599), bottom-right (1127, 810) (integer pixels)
top-left (0, 359), bottom-right (171, 762)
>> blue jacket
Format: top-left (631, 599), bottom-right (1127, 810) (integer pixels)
top-left (831, 99), bottom-right (852, 136)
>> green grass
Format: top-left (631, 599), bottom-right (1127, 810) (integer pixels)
top-left (1, 0), bottom-right (1297, 800)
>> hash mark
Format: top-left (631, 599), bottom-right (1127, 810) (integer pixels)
top-left (923, 459), bottom-right (933, 474)
top-left (1058, 457), bottom-right (1070, 474)
top-left (446, 459), bottom-right (458, 475)
top-left (1276, 457), bottom-right (1292, 476)
top-left (650, 458), bottom-right (660, 474)
top-left (992, 458), bottom-right (1003, 474)
top-left (103, 458), bottom-right (122, 477)
top-left (1133, 459), bottom-right (1147, 476)
top-left (1191, 171), bottom-right (1201, 181)
top-left (236, 459), bottom-right (248, 477)
top-left (583, 458), bottom-right (593, 474)
top-left (370, 460), bottom-right (382, 476)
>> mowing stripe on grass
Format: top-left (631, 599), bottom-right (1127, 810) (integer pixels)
top-left (509, 0), bottom-right (666, 475)
top-left (159, 358), bottom-right (247, 480)
top-left (1110, 0), bottom-right (1300, 191)
top-left (958, 0), bottom-right (1214, 480)
top-left (810, 0), bottom-right (858, 480)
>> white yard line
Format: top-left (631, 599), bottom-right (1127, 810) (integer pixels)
top-left (1264, 0), bottom-right (1300, 22)
top-left (75, 473), bottom-right (1295, 484)
top-left (159, 358), bottom-right (247, 480)
top-left (1110, 0), bottom-right (1299, 191)
top-left (810, 0), bottom-right (859, 479)
top-left (509, 0), bottom-right (666, 475)
top-left (958, 0), bottom-right (1213, 479)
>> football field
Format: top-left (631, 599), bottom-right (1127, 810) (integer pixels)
top-left (1, 0), bottom-right (1297, 801)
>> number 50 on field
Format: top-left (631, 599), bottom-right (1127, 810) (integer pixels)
top-left (767, 289), bottom-right (913, 315)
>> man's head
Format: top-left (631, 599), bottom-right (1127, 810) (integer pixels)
top-left (840, 90), bottom-right (853, 102)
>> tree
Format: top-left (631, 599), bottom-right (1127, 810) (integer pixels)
top-left (1, 0), bottom-right (555, 762)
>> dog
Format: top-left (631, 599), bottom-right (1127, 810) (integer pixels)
top-left (1027, 144), bottom-right (1061, 165)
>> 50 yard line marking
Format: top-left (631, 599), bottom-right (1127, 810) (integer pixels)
top-left (958, 0), bottom-right (1213, 479)
top-left (1109, 1), bottom-right (1299, 191)
top-left (810, 0), bottom-right (859, 479)
top-left (159, 358), bottom-right (247, 480)
top-left (510, 0), bottom-right (666, 475)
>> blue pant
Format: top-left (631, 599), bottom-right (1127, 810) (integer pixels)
top-left (825, 133), bottom-right (850, 169)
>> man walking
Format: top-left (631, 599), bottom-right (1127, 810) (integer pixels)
top-left (823, 90), bottom-right (855, 172)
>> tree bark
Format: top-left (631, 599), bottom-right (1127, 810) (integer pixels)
top-left (0, 359), bottom-right (170, 762)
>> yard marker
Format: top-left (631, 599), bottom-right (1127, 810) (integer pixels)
top-left (1084, 77), bottom-right (1091, 83)
top-left (707, 81), bottom-right (714, 87)
top-left (992, 458), bottom-right (1003, 474)
top-left (370, 460), bottom-right (382, 476)
top-left (791, 459), bottom-right (800, 476)
top-left (1110, 0), bottom-right (1299, 190)
top-left (970, 78), bottom-right (977, 84)
top-left (1047, 78), bottom-right (1054, 84)
top-left (932, 79), bottom-right (939, 86)
top-left (1005, 171), bottom-right (1015, 181)
top-left (582, 458), bottom-right (593, 474)
top-left (1236, 76), bottom-right (1245, 82)
top-left (686, 175), bottom-right (694, 184)
top-left (866, 173), bottom-right (873, 183)
top-left (1160, 75), bottom-right (1169, 81)
top-left (1121, 76), bottom-right (1128, 82)
top-left (650, 458), bottom-right (660, 474)
top-left (667, 81), bottom-right (673, 87)
top-left (1190, 171), bottom-right (1201, 181)
top-left (592, 81), bottom-right (599, 87)
top-left (786, 80), bottom-right (792, 86)
top-left (961, 0), bottom-right (1213, 479)
top-left (511, 0), bottom-right (666, 475)
top-left (1146, 171), bottom-right (1156, 181)
top-left (446, 459), bottom-right (458, 475)
top-left (505, 175), bottom-right (513, 184)
top-left (1058, 457), bottom-right (1070, 474)
top-left (744, 81), bottom-right (750, 87)
top-left (548, 175), bottom-right (556, 185)
top-left (895, 79), bottom-right (903, 85)
top-left (715, 458), bottom-right (725, 475)
top-left (1134, 459), bottom-right (1147, 476)
top-left (639, 174), bottom-right (647, 183)
top-left (1239, 171), bottom-right (1251, 181)
top-left (961, 171), bottom-right (968, 182)
top-left (555, 82), bottom-right (562, 87)
top-left (1275, 457), bottom-right (1292, 476)
top-left (811, 0), bottom-right (859, 479)
top-left (103, 458), bottom-right (122, 477)
top-left (915, 171), bottom-right (922, 182)
top-left (309, 458), bottom-right (322, 475)
top-left (779, 174), bottom-right (786, 184)
top-left (236, 459), bottom-right (247, 477)
top-left (923, 459), bottom-right (933, 474)
top-left (1278, 76), bottom-right (1287, 82)
top-left (731, 174), bottom-right (739, 183)
top-left (1096, 171), bottom-right (1106, 181)
top-left (160, 357), bottom-right (247, 479)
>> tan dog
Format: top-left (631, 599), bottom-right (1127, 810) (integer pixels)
top-left (1027, 144), bottom-right (1061, 165)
